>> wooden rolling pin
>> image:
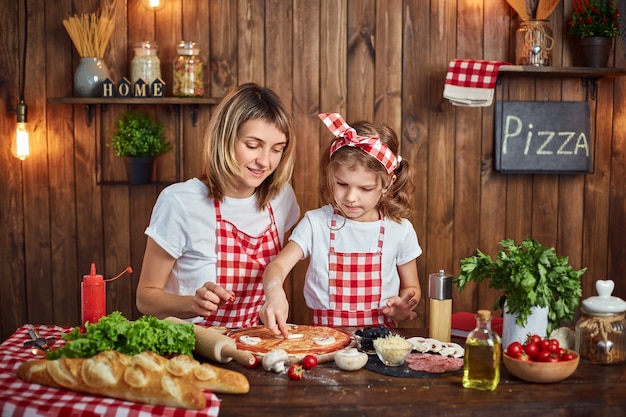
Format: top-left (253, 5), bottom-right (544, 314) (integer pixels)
top-left (166, 317), bottom-right (257, 367)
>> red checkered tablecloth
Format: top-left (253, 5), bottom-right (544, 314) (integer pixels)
top-left (0, 325), bottom-right (221, 417)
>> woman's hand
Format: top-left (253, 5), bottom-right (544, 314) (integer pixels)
top-left (193, 282), bottom-right (236, 317)
top-left (381, 290), bottom-right (418, 322)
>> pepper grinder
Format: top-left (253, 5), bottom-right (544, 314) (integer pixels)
top-left (429, 269), bottom-right (453, 342)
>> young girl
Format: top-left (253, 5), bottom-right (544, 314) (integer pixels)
top-left (261, 113), bottom-right (421, 337)
top-left (136, 83), bottom-right (300, 328)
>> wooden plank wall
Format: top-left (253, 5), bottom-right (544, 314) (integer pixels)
top-left (1, 0), bottom-right (625, 341)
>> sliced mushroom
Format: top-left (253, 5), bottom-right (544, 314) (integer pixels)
top-left (261, 348), bottom-right (289, 373)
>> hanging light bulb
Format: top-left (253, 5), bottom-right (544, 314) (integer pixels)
top-left (14, 0), bottom-right (29, 161)
top-left (12, 100), bottom-right (29, 160)
top-left (143, 0), bottom-right (164, 10)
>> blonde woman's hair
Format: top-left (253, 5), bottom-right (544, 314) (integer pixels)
top-left (199, 83), bottom-right (295, 210)
top-left (319, 120), bottom-right (414, 223)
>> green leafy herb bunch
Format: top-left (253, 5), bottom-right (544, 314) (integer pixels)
top-left (455, 238), bottom-right (586, 335)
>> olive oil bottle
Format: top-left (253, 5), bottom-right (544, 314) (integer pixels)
top-left (462, 310), bottom-right (501, 391)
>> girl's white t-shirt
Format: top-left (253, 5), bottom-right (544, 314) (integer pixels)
top-left (289, 204), bottom-right (422, 310)
top-left (145, 177), bottom-right (300, 296)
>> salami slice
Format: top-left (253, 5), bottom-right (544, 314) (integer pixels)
top-left (406, 352), bottom-right (464, 373)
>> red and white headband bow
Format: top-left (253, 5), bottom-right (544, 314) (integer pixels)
top-left (318, 113), bottom-right (400, 175)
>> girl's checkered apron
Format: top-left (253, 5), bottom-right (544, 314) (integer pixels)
top-left (313, 210), bottom-right (394, 327)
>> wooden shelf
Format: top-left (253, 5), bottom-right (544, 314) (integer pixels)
top-left (499, 65), bottom-right (626, 78)
top-left (47, 96), bottom-right (222, 126)
top-left (47, 97), bottom-right (222, 105)
top-left (497, 66), bottom-right (626, 100)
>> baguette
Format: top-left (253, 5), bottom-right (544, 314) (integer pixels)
top-left (164, 352), bottom-right (250, 394)
top-left (17, 350), bottom-right (248, 409)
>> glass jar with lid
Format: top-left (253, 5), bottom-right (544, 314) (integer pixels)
top-left (131, 41), bottom-right (161, 85)
top-left (173, 41), bottom-right (205, 97)
top-left (575, 280), bottom-right (626, 364)
top-left (515, 19), bottom-right (554, 66)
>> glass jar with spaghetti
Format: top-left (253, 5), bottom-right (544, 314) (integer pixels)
top-left (173, 41), bottom-right (204, 97)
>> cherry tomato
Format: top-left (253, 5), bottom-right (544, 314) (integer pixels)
top-left (506, 342), bottom-right (524, 358)
top-left (301, 354), bottom-right (318, 370)
top-left (548, 339), bottom-right (560, 354)
top-left (539, 339), bottom-right (551, 352)
top-left (528, 334), bottom-right (542, 345)
top-left (524, 342), bottom-right (539, 359)
top-left (287, 364), bottom-right (304, 381)
top-left (536, 350), bottom-right (553, 362)
top-left (562, 352), bottom-right (576, 362)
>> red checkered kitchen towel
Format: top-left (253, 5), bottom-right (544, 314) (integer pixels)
top-left (443, 59), bottom-right (509, 107)
top-left (0, 325), bottom-right (221, 417)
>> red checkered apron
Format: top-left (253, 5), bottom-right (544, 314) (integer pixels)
top-left (313, 210), bottom-right (394, 328)
top-left (203, 200), bottom-right (281, 328)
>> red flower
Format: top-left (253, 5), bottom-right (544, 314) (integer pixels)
top-left (568, 0), bottom-right (619, 39)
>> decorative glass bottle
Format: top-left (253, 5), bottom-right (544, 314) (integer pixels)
top-left (173, 41), bottom-right (204, 97)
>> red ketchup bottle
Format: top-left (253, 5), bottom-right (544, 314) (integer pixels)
top-left (81, 263), bottom-right (106, 327)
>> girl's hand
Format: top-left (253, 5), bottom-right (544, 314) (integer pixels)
top-left (259, 290), bottom-right (290, 338)
top-left (193, 282), bottom-right (236, 317)
top-left (381, 290), bottom-right (418, 322)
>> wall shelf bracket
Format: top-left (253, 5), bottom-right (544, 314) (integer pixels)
top-left (190, 104), bottom-right (200, 126)
top-left (582, 77), bottom-right (599, 101)
top-left (84, 104), bottom-right (96, 127)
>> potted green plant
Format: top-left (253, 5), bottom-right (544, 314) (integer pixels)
top-left (455, 239), bottom-right (586, 347)
top-left (567, 0), bottom-right (620, 66)
top-left (109, 110), bottom-right (172, 184)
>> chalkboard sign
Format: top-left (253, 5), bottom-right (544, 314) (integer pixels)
top-left (494, 101), bottom-right (592, 173)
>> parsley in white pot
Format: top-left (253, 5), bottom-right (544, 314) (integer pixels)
top-left (455, 239), bottom-right (586, 348)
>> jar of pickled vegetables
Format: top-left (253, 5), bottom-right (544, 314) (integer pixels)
top-left (131, 41), bottom-right (161, 85)
top-left (173, 41), bottom-right (204, 97)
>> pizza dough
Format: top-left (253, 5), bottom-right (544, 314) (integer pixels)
top-left (228, 325), bottom-right (352, 362)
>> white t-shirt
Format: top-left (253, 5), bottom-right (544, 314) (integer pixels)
top-left (289, 204), bottom-right (422, 310)
top-left (145, 177), bottom-right (300, 297)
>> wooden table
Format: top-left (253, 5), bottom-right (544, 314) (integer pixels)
top-left (217, 329), bottom-right (626, 417)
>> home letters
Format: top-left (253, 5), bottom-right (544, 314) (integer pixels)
top-left (100, 77), bottom-right (165, 98)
